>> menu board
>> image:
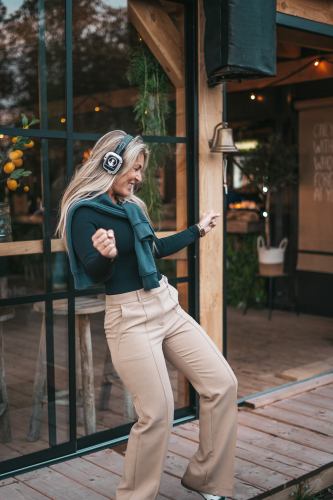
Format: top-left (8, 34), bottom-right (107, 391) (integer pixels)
top-left (294, 98), bottom-right (333, 274)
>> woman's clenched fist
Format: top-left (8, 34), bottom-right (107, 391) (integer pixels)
top-left (92, 228), bottom-right (118, 259)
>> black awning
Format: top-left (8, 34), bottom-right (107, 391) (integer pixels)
top-left (203, 0), bottom-right (276, 87)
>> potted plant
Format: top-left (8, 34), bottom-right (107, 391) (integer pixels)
top-left (240, 133), bottom-right (298, 275)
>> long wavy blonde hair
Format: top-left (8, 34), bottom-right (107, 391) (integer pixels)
top-left (55, 130), bottom-right (150, 254)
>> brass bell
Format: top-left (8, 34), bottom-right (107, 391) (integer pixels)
top-left (209, 122), bottom-right (239, 153)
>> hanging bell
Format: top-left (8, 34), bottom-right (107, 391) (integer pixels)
top-left (209, 122), bottom-right (239, 153)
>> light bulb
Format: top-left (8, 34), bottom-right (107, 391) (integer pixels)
top-left (263, 186), bottom-right (268, 193)
top-left (314, 60), bottom-right (319, 66)
top-left (250, 94), bottom-right (256, 100)
top-left (263, 211), bottom-right (268, 218)
top-left (95, 107), bottom-right (100, 112)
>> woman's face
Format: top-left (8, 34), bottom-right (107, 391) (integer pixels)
top-left (111, 153), bottom-right (144, 198)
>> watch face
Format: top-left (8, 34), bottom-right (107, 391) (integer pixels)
top-left (102, 152), bottom-right (123, 174)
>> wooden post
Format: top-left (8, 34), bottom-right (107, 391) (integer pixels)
top-left (27, 315), bottom-right (47, 442)
top-left (198, 0), bottom-right (224, 352)
top-left (78, 314), bottom-right (97, 435)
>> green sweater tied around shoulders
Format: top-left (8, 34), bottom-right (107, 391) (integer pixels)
top-left (66, 193), bottom-right (160, 291)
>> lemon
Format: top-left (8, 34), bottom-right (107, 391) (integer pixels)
top-left (24, 141), bottom-right (34, 148)
top-left (7, 179), bottom-right (18, 190)
top-left (4, 162), bottom-right (15, 174)
top-left (12, 158), bottom-right (23, 167)
top-left (23, 125), bottom-right (29, 129)
top-left (9, 151), bottom-right (20, 160)
top-left (16, 150), bottom-right (23, 157)
top-left (12, 137), bottom-right (18, 144)
top-left (24, 186), bottom-right (29, 192)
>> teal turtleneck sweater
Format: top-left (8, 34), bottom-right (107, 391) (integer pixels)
top-left (70, 196), bottom-right (200, 295)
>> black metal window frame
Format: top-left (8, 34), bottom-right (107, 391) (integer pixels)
top-left (0, 0), bottom-right (199, 478)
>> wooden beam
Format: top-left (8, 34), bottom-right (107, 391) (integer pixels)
top-left (0, 232), bottom-right (182, 257)
top-left (277, 0), bottom-right (333, 26)
top-left (128, 0), bottom-right (185, 88)
top-left (227, 55), bottom-right (333, 93)
top-left (198, 0), bottom-right (223, 353)
top-left (277, 26), bottom-right (333, 52)
top-left (276, 42), bottom-right (301, 59)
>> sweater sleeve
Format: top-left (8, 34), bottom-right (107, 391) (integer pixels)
top-left (71, 206), bottom-right (117, 283)
top-left (152, 225), bottom-right (200, 259)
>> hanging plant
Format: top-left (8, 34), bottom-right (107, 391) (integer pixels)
top-left (0, 113), bottom-right (39, 192)
top-left (126, 33), bottom-right (172, 221)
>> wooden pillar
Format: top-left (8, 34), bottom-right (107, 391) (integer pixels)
top-left (198, 0), bottom-right (224, 352)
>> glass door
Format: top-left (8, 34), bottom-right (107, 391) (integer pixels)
top-left (0, 0), bottom-right (198, 476)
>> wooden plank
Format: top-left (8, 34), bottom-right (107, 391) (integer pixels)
top-left (312, 385), bottom-right (333, 399)
top-left (227, 55), bottom-right (333, 93)
top-left (235, 440), bottom-right (315, 477)
top-left (0, 231), bottom-right (182, 257)
top-left (260, 464), bottom-right (333, 500)
top-left (238, 410), bottom-right (333, 452)
top-left (173, 422), bottom-right (310, 479)
top-left (211, 420), bottom-right (332, 468)
top-left (128, 0), bottom-right (184, 88)
top-left (198, 0), bottom-right (224, 352)
top-left (0, 481), bottom-right (52, 500)
top-left (231, 479), bottom-right (266, 500)
top-left (243, 373), bottom-right (333, 408)
top-left (15, 468), bottom-right (110, 500)
top-left (253, 405), bottom-right (333, 437)
top-left (276, 26), bottom-right (333, 52)
top-left (273, 397), bottom-right (333, 423)
top-left (277, 0), bottom-right (333, 26)
top-left (277, 358), bottom-right (333, 381)
top-left (294, 391), bottom-right (333, 410)
top-left (234, 457), bottom-right (292, 490)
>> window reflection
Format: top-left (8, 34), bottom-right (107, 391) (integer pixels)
top-left (0, 0), bottom-right (66, 130)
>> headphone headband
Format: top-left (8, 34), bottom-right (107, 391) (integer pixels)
top-left (102, 134), bottom-right (134, 174)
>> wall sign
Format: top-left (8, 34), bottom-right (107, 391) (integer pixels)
top-left (295, 97), bottom-right (333, 274)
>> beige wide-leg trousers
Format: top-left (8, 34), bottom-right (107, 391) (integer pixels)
top-left (104, 275), bottom-right (238, 500)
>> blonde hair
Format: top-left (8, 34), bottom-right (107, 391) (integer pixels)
top-left (55, 130), bottom-right (150, 255)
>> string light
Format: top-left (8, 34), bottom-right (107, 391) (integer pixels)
top-left (250, 94), bottom-right (256, 100)
top-left (61, 118), bottom-right (66, 123)
top-left (257, 95), bottom-right (263, 101)
top-left (263, 186), bottom-right (268, 193)
top-left (95, 107), bottom-right (100, 112)
top-left (0, 134), bottom-right (3, 138)
top-left (263, 211), bottom-right (268, 218)
top-left (314, 60), bottom-right (320, 66)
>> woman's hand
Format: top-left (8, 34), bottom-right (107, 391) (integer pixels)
top-left (197, 210), bottom-right (220, 235)
top-left (92, 228), bottom-right (118, 259)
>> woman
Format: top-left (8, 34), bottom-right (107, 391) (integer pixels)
top-left (56, 130), bottom-right (238, 500)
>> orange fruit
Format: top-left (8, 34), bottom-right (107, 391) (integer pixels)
top-left (24, 141), bottom-right (34, 148)
top-left (24, 186), bottom-right (29, 192)
top-left (12, 137), bottom-right (18, 144)
top-left (12, 158), bottom-right (23, 167)
top-left (9, 151), bottom-right (20, 160)
top-left (7, 179), bottom-right (17, 190)
top-left (23, 125), bottom-right (29, 129)
top-left (16, 150), bottom-right (23, 157)
top-left (4, 162), bottom-right (15, 174)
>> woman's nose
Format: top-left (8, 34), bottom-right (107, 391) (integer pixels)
top-left (136, 171), bottom-right (142, 183)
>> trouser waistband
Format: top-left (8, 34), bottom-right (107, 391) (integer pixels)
top-left (105, 275), bottom-right (168, 305)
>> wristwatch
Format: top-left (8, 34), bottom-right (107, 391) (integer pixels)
top-left (197, 223), bottom-right (206, 237)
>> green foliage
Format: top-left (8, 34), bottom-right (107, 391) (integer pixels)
top-left (241, 133), bottom-right (298, 191)
top-left (226, 233), bottom-right (267, 308)
top-left (126, 33), bottom-right (172, 221)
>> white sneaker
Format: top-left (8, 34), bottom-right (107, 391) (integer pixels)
top-left (181, 478), bottom-right (226, 500)
top-left (199, 494), bottom-right (226, 500)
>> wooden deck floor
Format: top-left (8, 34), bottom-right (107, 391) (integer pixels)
top-left (1, 378), bottom-right (333, 500)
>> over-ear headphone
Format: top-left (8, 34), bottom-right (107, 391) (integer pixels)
top-left (102, 134), bottom-right (134, 174)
